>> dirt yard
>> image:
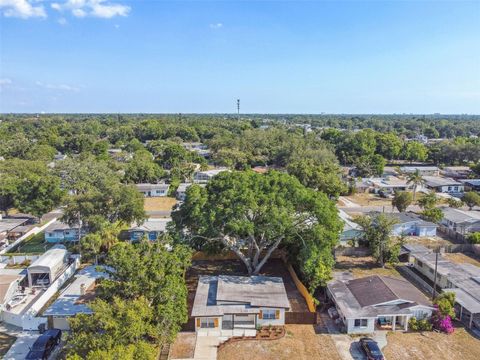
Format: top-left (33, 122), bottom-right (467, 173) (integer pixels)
top-left (383, 327), bottom-right (480, 360)
top-left (341, 193), bottom-right (392, 207)
top-left (217, 325), bottom-right (341, 360)
top-left (186, 259), bottom-right (309, 316)
top-left (0, 332), bottom-right (16, 357)
top-left (144, 197), bottom-right (177, 211)
top-left (170, 332), bottom-right (196, 359)
top-left (334, 255), bottom-right (401, 279)
top-left (443, 252), bottom-right (480, 267)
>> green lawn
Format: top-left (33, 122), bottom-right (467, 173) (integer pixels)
top-left (0, 332), bottom-right (16, 357)
top-left (8, 232), bottom-right (54, 254)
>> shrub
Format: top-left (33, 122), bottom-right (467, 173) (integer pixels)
top-left (409, 316), bottom-right (433, 332)
top-left (467, 232), bottom-right (480, 244)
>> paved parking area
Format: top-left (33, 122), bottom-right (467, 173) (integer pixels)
top-left (3, 331), bottom-right (38, 360)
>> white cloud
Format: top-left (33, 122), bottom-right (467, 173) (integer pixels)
top-left (51, 0), bottom-right (130, 19)
top-left (57, 16), bottom-right (67, 25)
top-left (36, 81), bottom-right (80, 92)
top-left (0, 0), bottom-right (46, 19)
top-left (209, 23), bottom-right (223, 29)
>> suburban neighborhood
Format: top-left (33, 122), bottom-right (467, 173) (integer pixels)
top-left (1, 0), bottom-right (480, 359)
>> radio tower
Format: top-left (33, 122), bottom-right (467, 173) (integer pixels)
top-left (237, 99), bottom-right (240, 120)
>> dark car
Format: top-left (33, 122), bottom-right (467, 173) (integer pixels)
top-left (25, 330), bottom-right (61, 360)
top-left (359, 337), bottom-right (385, 360)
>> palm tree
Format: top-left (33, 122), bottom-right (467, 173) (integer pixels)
top-left (407, 170), bottom-right (424, 201)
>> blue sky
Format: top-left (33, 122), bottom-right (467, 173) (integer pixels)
top-left (1, 0), bottom-right (479, 113)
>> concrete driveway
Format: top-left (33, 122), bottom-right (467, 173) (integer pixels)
top-left (3, 331), bottom-right (38, 360)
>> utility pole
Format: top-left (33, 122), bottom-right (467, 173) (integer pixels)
top-left (432, 248), bottom-right (439, 300)
top-left (236, 99), bottom-right (240, 120)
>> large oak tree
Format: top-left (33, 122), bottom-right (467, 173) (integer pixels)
top-left (173, 170), bottom-right (341, 277)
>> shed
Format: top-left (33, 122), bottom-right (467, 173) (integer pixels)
top-left (27, 246), bottom-right (68, 287)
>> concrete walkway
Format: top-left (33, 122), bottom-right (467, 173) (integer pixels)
top-left (192, 336), bottom-right (221, 360)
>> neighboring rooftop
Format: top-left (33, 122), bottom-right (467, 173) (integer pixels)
top-left (129, 218), bottom-right (171, 232)
top-left (400, 166), bottom-right (439, 173)
top-left (441, 207), bottom-right (480, 224)
top-left (43, 265), bottom-right (107, 316)
top-left (45, 221), bottom-right (78, 232)
top-left (0, 219), bottom-right (28, 234)
top-left (135, 183), bottom-right (170, 191)
top-left (422, 176), bottom-right (462, 187)
top-left (192, 275), bottom-right (291, 317)
top-left (369, 176), bottom-right (409, 188)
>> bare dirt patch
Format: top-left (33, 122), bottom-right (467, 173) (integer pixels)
top-left (335, 255), bottom-right (401, 279)
top-left (383, 326), bottom-right (480, 360)
top-left (343, 193), bottom-right (392, 207)
top-left (170, 332), bottom-right (196, 359)
top-left (217, 325), bottom-right (341, 360)
top-left (144, 197), bottom-right (177, 212)
top-left (443, 252), bottom-right (480, 267)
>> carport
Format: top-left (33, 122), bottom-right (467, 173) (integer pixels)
top-left (27, 246), bottom-right (68, 287)
top-left (448, 288), bottom-right (480, 329)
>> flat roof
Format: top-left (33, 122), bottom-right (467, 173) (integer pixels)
top-left (0, 219), bottom-right (28, 233)
top-left (369, 176), bottom-right (409, 188)
top-left (192, 275), bottom-right (291, 317)
top-left (135, 183), bottom-right (170, 191)
top-left (400, 166), bottom-right (439, 172)
top-left (441, 207), bottom-right (480, 224)
top-left (129, 218), bottom-right (171, 232)
top-left (423, 176), bottom-right (462, 187)
top-left (43, 265), bottom-right (107, 316)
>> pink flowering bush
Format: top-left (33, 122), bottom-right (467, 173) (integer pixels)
top-left (431, 306), bottom-right (455, 334)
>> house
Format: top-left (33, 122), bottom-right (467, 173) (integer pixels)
top-left (45, 221), bottom-right (83, 243)
top-left (0, 218), bottom-right (29, 245)
top-left (422, 176), bottom-right (464, 195)
top-left (400, 166), bottom-right (440, 177)
top-left (461, 179), bottom-right (480, 192)
top-left (387, 213), bottom-right (437, 237)
top-left (339, 210), bottom-right (363, 246)
top-left (176, 183), bottom-right (193, 201)
top-left (136, 183), bottom-right (169, 197)
top-left (27, 246), bottom-right (69, 287)
top-left (439, 207), bottom-right (480, 238)
top-left (194, 169), bottom-right (229, 183)
top-left (442, 166), bottom-right (472, 179)
top-left (128, 218), bottom-right (171, 241)
top-left (369, 176), bottom-right (412, 195)
top-left (327, 275), bottom-right (434, 334)
top-left (182, 142), bottom-right (211, 158)
top-left (408, 248), bottom-right (480, 329)
top-left (43, 265), bottom-right (107, 330)
top-left (5, 213), bottom-right (39, 225)
top-left (191, 275), bottom-right (290, 336)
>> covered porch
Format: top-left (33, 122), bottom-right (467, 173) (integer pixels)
top-left (375, 314), bottom-right (409, 331)
top-left (449, 288), bottom-right (480, 330)
top-left (221, 314), bottom-right (256, 330)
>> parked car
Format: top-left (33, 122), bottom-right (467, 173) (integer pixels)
top-left (25, 330), bottom-right (61, 360)
top-left (359, 337), bottom-right (384, 360)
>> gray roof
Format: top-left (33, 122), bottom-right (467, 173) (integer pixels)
top-left (135, 183), bottom-right (169, 192)
top-left (45, 221), bottom-right (78, 232)
top-left (400, 166), bottom-right (439, 173)
top-left (28, 246), bottom-right (68, 272)
top-left (423, 176), bottom-right (462, 188)
top-left (328, 275), bottom-right (433, 319)
top-left (461, 179), bottom-right (480, 187)
top-left (191, 275), bottom-right (291, 317)
top-left (0, 219), bottom-right (28, 234)
top-left (441, 207), bottom-right (480, 225)
top-left (410, 251), bottom-right (480, 312)
top-left (129, 218), bottom-right (171, 232)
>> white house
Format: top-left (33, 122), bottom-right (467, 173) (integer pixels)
top-left (388, 213), bottom-right (437, 237)
top-left (368, 176), bottom-right (412, 195)
top-left (193, 169), bottom-right (229, 183)
top-left (439, 207), bottom-right (480, 238)
top-left (45, 221), bottom-right (83, 243)
top-left (191, 275), bottom-right (291, 337)
top-left (400, 166), bottom-right (440, 177)
top-left (422, 176), bottom-right (464, 195)
top-left (136, 183), bottom-right (170, 197)
top-left (327, 275), bottom-right (434, 334)
top-left (408, 248), bottom-right (480, 329)
top-left (128, 218), bottom-right (171, 241)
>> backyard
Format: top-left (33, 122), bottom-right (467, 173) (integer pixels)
top-left (217, 324), bottom-right (341, 360)
top-left (0, 332), bottom-right (16, 357)
top-left (383, 325), bottom-right (480, 360)
top-left (334, 255), bottom-right (401, 279)
top-left (7, 232), bottom-right (53, 254)
top-left (143, 197), bottom-right (177, 212)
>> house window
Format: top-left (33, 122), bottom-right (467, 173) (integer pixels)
top-left (417, 260), bottom-right (423, 267)
top-left (354, 319), bottom-right (368, 327)
top-left (262, 309), bottom-right (276, 320)
top-left (200, 318), bottom-right (216, 328)
top-left (429, 268), bottom-right (434, 274)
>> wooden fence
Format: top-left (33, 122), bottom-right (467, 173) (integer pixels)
top-left (285, 311), bottom-right (318, 324)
